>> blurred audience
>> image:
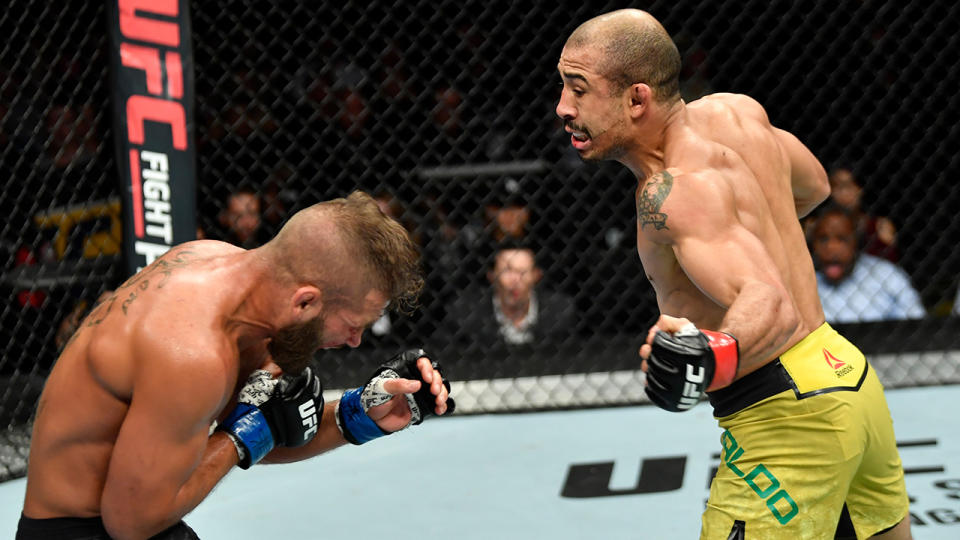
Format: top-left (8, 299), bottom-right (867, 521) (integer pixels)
top-left (261, 165), bottom-right (299, 234)
top-left (810, 204), bottom-right (924, 323)
top-left (432, 85), bottom-right (465, 140)
top-left (210, 186), bottom-right (270, 248)
top-left (43, 102), bottom-right (100, 171)
top-left (484, 194), bottom-right (531, 243)
top-left (441, 241), bottom-right (576, 349)
top-left (826, 166), bottom-right (899, 262)
top-left (373, 188), bottom-right (421, 246)
top-left (422, 83), bottom-right (486, 162)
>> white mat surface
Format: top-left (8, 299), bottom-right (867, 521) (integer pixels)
top-left (1, 384), bottom-right (958, 539)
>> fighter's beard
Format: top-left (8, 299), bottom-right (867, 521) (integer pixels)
top-left (268, 314), bottom-right (324, 374)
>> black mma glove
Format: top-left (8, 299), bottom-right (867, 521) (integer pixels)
top-left (645, 323), bottom-right (738, 412)
top-left (335, 348), bottom-right (455, 445)
top-left (220, 366), bottom-right (324, 468)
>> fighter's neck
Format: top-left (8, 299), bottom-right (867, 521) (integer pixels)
top-left (620, 100), bottom-right (686, 180)
top-left (223, 251), bottom-right (291, 346)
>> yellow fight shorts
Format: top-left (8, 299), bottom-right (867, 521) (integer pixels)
top-left (700, 323), bottom-right (909, 540)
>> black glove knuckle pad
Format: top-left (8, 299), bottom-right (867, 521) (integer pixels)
top-left (646, 331), bottom-right (714, 413)
top-left (261, 367), bottom-right (324, 447)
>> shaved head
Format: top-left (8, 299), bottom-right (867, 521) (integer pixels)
top-left (565, 9), bottom-right (681, 102)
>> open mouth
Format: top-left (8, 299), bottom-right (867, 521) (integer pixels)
top-left (824, 262), bottom-right (845, 281)
top-left (569, 129), bottom-right (590, 150)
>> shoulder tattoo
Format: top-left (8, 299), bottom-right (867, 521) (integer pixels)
top-left (636, 171), bottom-right (673, 231)
top-left (85, 249), bottom-right (198, 323)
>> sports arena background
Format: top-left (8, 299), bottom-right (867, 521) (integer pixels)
top-left (1, 0), bottom-right (958, 482)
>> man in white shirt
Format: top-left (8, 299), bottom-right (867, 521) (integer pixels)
top-left (810, 204), bottom-right (925, 323)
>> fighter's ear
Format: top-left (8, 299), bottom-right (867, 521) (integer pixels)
top-left (628, 83), bottom-right (652, 118)
top-left (291, 286), bottom-right (323, 319)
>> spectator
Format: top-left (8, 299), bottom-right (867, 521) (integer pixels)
top-left (827, 166), bottom-right (899, 262)
top-left (212, 186), bottom-right (270, 249)
top-left (43, 102), bottom-right (100, 171)
top-left (810, 204), bottom-right (924, 323)
top-left (261, 165), bottom-right (299, 234)
top-left (442, 241), bottom-right (577, 349)
top-left (37, 100), bottom-right (114, 207)
top-left (484, 195), bottom-right (531, 243)
top-left (422, 84), bottom-right (485, 162)
top-left (330, 61), bottom-right (372, 140)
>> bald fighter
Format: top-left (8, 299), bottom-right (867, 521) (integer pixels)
top-left (556, 9), bottom-right (911, 539)
top-left (19, 191), bottom-right (453, 540)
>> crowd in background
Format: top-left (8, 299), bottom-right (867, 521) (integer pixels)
top-left (4, 79), bottom-right (960, 381)
top-left (2, 1), bottom-right (960, 385)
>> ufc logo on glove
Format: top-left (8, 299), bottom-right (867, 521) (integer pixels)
top-left (645, 323), bottom-right (739, 412)
top-left (298, 401), bottom-right (318, 440)
top-left (679, 365), bottom-right (706, 410)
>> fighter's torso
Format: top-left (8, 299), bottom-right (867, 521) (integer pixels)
top-left (23, 241), bottom-right (265, 518)
top-left (636, 93), bottom-right (823, 335)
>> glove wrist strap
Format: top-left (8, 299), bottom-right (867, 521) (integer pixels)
top-left (221, 403), bottom-right (275, 469)
top-left (336, 388), bottom-right (387, 445)
top-left (703, 330), bottom-right (739, 392)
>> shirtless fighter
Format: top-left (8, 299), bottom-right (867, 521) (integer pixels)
top-left (18, 191), bottom-right (453, 540)
top-left (556, 10), bottom-right (911, 539)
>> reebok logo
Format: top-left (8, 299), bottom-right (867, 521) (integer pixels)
top-left (823, 349), bottom-right (854, 377)
top-left (823, 349), bottom-right (845, 369)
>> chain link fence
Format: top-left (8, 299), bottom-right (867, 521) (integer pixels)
top-left (1, 0), bottom-right (959, 481)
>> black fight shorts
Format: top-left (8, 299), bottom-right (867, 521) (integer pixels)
top-left (16, 514), bottom-right (200, 540)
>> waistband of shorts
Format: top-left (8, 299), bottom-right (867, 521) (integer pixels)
top-left (707, 358), bottom-right (792, 417)
top-left (707, 323), bottom-right (843, 417)
top-left (17, 513), bottom-right (109, 536)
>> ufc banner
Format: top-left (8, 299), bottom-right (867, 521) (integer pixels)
top-left (108, 0), bottom-right (196, 275)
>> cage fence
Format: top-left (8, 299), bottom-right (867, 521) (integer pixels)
top-left (1, 0), bottom-right (959, 481)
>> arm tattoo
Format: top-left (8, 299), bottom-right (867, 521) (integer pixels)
top-left (636, 171), bottom-right (673, 231)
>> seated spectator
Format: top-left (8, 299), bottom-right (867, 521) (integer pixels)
top-left (484, 180), bottom-right (532, 243)
top-left (809, 204), bottom-right (924, 323)
top-left (210, 185), bottom-right (270, 248)
top-left (441, 241), bottom-right (576, 349)
top-left (827, 166), bottom-right (899, 261)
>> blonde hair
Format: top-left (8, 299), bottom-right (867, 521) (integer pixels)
top-left (266, 191), bottom-right (423, 313)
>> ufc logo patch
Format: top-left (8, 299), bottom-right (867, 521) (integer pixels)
top-left (298, 401), bottom-right (318, 440)
top-left (678, 365), bottom-right (705, 409)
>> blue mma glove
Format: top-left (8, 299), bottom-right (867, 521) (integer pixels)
top-left (221, 366), bottom-right (324, 468)
top-left (336, 348), bottom-right (455, 445)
